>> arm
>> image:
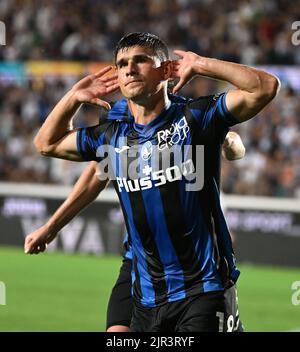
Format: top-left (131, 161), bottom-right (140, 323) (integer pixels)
top-left (34, 66), bottom-right (119, 161)
top-left (24, 162), bottom-right (108, 254)
top-left (172, 51), bottom-right (280, 122)
top-left (222, 131), bottom-right (245, 161)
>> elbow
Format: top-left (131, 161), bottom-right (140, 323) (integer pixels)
top-left (34, 136), bottom-right (54, 156)
top-left (33, 135), bottom-right (44, 155)
top-left (260, 74), bottom-right (281, 103)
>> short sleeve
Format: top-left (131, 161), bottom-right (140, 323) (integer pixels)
top-left (215, 92), bottom-right (240, 127)
top-left (188, 92), bottom-right (240, 129)
top-left (76, 124), bottom-right (107, 161)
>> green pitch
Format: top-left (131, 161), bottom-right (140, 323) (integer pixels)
top-left (0, 246), bottom-right (299, 332)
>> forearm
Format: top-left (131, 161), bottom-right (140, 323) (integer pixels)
top-left (34, 90), bottom-right (81, 153)
top-left (193, 57), bottom-right (277, 95)
top-left (46, 162), bottom-right (107, 234)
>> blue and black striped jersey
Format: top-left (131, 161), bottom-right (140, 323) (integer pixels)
top-left (77, 93), bottom-right (240, 307)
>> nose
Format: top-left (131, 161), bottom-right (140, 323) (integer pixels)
top-left (126, 60), bottom-right (137, 76)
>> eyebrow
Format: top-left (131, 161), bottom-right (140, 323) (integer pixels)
top-left (116, 54), bottom-right (153, 67)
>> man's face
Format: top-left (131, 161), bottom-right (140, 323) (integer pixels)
top-left (115, 45), bottom-right (165, 101)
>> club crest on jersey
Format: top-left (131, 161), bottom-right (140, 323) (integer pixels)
top-left (157, 116), bottom-right (189, 150)
top-left (141, 141), bottom-right (153, 160)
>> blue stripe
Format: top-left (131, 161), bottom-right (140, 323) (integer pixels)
top-left (76, 129), bottom-right (84, 157)
top-left (131, 257), bottom-right (136, 296)
top-left (217, 93), bottom-right (240, 126)
top-left (123, 233), bottom-right (132, 260)
top-left (189, 108), bottom-right (204, 127)
top-left (76, 128), bottom-right (107, 161)
top-left (129, 103), bottom-right (177, 139)
top-left (107, 99), bottom-right (130, 120)
top-left (203, 279), bottom-right (224, 292)
top-left (76, 129), bottom-right (92, 161)
top-left (124, 249), bottom-right (132, 260)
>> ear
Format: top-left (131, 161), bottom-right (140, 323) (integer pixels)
top-left (161, 60), bottom-right (172, 80)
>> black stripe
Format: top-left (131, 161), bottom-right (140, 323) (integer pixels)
top-left (132, 254), bottom-right (142, 303)
top-left (198, 182), bottom-right (221, 274)
top-left (127, 190), bottom-right (168, 305)
top-left (211, 200), bottom-right (230, 286)
top-left (114, 183), bottom-right (132, 245)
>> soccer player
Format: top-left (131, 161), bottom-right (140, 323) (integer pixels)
top-left (24, 132), bottom-right (245, 332)
top-left (30, 32), bottom-right (279, 331)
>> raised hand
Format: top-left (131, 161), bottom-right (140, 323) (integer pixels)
top-left (72, 66), bottom-right (119, 109)
top-left (171, 50), bottom-right (201, 94)
top-left (24, 225), bottom-right (57, 255)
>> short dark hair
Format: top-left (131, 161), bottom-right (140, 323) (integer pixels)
top-left (114, 32), bottom-right (169, 63)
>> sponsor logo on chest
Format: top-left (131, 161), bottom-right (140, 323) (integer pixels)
top-left (157, 116), bottom-right (189, 150)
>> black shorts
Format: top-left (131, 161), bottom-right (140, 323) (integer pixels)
top-left (130, 285), bottom-right (244, 332)
top-left (106, 258), bottom-right (133, 330)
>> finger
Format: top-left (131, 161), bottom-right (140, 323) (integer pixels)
top-left (24, 238), bottom-right (34, 254)
top-left (90, 98), bottom-right (111, 110)
top-left (170, 70), bottom-right (180, 79)
top-left (32, 247), bottom-right (41, 255)
top-left (172, 78), bottom-right (185, 93)
top-left (94, 66), bottom-right (113, 78)
top-left (171, 62), bottom-right (180, 72)
top-left (100, 74), bottom-right (118, 83)
top-left (29, 244), bottom-right (40, 255)
top-left (38, 243), bottom-right (47, 253)
top-left (28, 245), bottom-right (38, 255)
top-left (104, 79), bottom-right (119, 88)
top-left (76, 75), bottom-right (93, 86)
top-left (173, 50), bottom-right (186, 58)
top-left (106, 83), bottom-right (120, 94)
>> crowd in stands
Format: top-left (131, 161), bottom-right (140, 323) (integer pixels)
top-left (0, 0), bottom-right (299, 197)
top-left (0, 74), bottom-right (299, 198)
top-left (0, 0), bottom-right (299, 64)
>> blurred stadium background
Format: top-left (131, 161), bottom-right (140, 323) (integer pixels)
top-left (1, 0), bottom-right (300, 331)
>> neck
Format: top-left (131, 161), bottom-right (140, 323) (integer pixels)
top-left (128, 89), bottom-right (170, 125)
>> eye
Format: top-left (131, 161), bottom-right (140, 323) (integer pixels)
top-left (135, 56), bottom-right (147, 63)
top-left (117, 61), bottom-right (127, 68)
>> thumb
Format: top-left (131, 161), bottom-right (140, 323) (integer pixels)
top-left (24, 237), bottom-right (34, 254)
top-left (173, 49), bottom-right (186, 59)
top-left (90, 98), bottom-right (111, 110)
top-left (172, 78), bottom-right (185, 94)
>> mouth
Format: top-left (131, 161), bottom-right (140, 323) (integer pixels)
top-left (126, 80), bottom-right (143, 86)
